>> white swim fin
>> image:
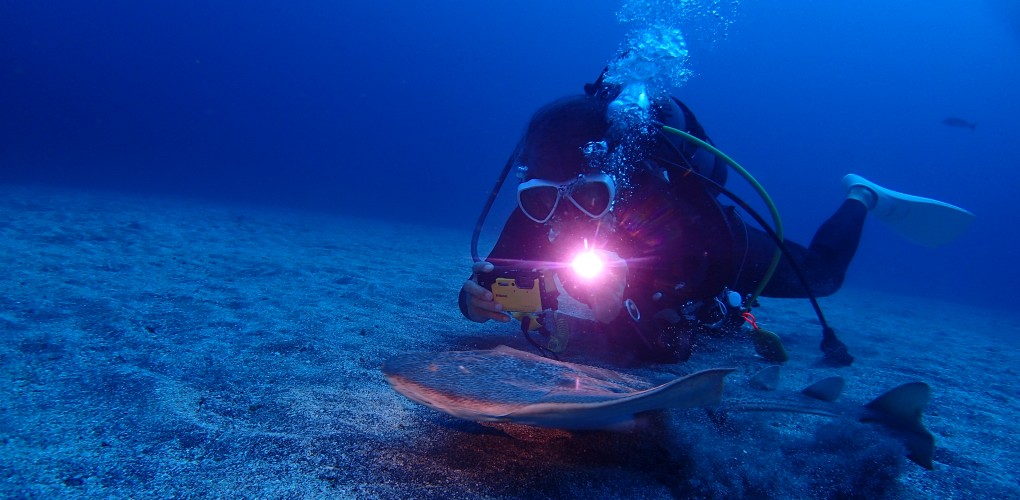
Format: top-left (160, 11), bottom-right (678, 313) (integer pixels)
top-left (842, 174), bottom-right (974, 247)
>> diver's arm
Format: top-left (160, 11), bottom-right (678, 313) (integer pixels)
top-left (459, 211), bottom-right (542, 323)
top-left (459, 261), bottom-right (510, 323)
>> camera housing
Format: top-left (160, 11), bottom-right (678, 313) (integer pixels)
top-left (476, 268), bottom-right (554, 313)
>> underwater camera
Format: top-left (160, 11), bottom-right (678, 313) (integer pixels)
top-left (476, 268), bottom-right (554, 314)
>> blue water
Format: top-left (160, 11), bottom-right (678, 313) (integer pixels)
top-left (2, 0), bottom-right (1017, 307)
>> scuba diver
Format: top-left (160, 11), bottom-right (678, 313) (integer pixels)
top-left (459, 72), bottom-right (974, 365)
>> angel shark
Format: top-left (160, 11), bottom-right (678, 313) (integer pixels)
top-left (382, 345), bottom-right (935, 469)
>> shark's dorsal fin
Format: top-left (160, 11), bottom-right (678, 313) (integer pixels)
top-left (863, 382), bottom-right (935, 470)
top-left (749, 365), bottom-right (781, 390)
top-left (801, 376), bottom-right (845, 402)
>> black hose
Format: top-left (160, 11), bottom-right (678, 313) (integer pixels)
top-left (652, 135), bottom-right (853, 365)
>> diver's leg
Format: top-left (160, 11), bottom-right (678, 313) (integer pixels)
top-left (842, 174), bottom-right (974, 247)
top-left (805, 198), bottom-right (869, 289)
top-left (750, 171), bottom-right (975, 298)
top-left (743, 199), bottom-right (867, 298)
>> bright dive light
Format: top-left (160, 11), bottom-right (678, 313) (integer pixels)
top-left (571, 250), bottom-right (605, 280)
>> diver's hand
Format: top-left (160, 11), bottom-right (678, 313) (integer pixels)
top-left (584, 250), bottom-right (628, 324)
top-left (463, 261), bottom-right (511, 323)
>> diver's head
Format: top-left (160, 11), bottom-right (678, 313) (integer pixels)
top-left (512, 95), bottom-right (618, 237)
top-left (517, 95), bottom-right (612, 183)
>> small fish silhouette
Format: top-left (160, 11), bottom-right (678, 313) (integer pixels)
top-left (942, 117), bottom-right (977, 131)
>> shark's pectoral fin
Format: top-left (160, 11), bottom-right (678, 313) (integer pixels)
top-left (802, 376), bottom-right (845, 402)
top-left (750, 365), bottom-right (781, 390)
top-left (863, 382), bottom-right (935, 470)
top-left (644, 368), bottom-right (736, 409)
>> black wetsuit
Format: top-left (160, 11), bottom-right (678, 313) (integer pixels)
top-left (460, 92), bottom-right (867, 362)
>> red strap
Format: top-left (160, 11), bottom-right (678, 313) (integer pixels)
top-left (742, 312), bottom-right (760, 330)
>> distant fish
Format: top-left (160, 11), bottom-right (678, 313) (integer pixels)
top-left (942, 117), bottom-right (977, 130)
top-left (382, 346), bottom-right (935, 469)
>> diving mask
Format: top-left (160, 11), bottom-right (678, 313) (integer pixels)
top-left (517, 172), bottom-right (617, 224)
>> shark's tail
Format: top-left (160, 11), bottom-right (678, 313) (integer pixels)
top-left (861, 382), bottom-right (935, 470)
top-left (726, 368), bottom-right (936, 470)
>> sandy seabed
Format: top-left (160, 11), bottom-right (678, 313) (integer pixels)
top-left (0, 184), bottom-right (1016, 498)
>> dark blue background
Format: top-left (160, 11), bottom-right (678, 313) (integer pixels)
top-left (2, 1), bottom-right (1017, 307)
